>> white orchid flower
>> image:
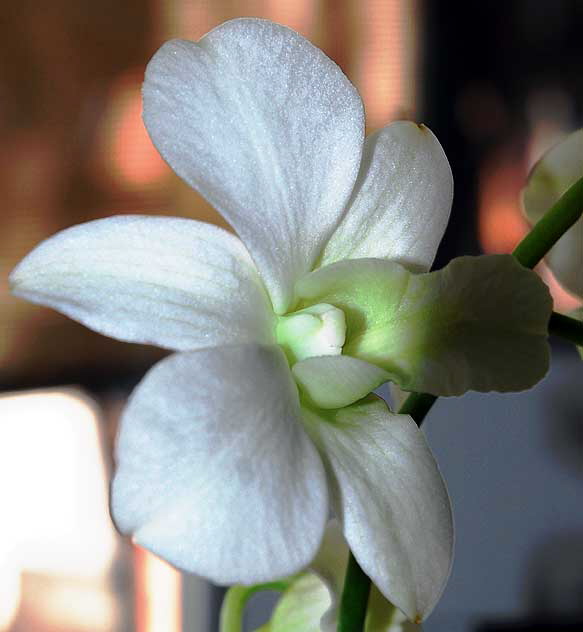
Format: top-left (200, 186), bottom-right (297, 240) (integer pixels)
top-left (10, 18), bottom-right (552, 623)
top-left (523, 128), bottom-right (583, 300)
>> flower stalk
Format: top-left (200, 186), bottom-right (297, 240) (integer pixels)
top-left (338, 554), bottom-right (372, 632)
top-left (513, 174), bottom-right (583, 269)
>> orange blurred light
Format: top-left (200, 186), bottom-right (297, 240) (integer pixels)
top-left (98, 74), bottom-right (169, 191)
top-left (478, 159), bottom-right (529, 255)
top-left (357, 0), bottom-right (418, 127)
top-left (264, 0), bottom-right (316, 35)
top-left (159, 0), bottom-right (214, 40)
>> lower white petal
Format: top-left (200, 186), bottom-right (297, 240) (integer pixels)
top-left (111, 344), bottom-right (328, 584)
top-left (303, 396), bottom-right (453, 622)
top-left (10, 215), bottom-right (275, 351)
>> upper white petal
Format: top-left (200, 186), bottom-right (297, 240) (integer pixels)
top-left (318, 122), bottom-right (453, 272)
top-left (10, 215), bottom-right (275, 351)
top-left (143, 18), bottom-right (365, 313)
top-left (304, 396), bottom-right (453, 622)
top-left (523, 128), bottom-right (583, 298)
top-left (111, 344), bottom-right (328, 583)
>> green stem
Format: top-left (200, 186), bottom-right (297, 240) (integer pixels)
top-left (548, 311), bottom-right (583, 347)
top-left (338, 553), bottom-right (372, 632)
top-left (220, 581), bottom-right (290, 632)
top-left (512, 174), bottom-right (583, 269)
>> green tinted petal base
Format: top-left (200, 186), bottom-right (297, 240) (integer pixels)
top-left (296, 255), bottom-right (552, 396)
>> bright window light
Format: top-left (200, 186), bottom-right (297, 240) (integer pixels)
top-left (0, 389), bottom-right (118, 629)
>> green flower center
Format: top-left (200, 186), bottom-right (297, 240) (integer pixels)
top-left (276, 303), bottom-right (346, 365)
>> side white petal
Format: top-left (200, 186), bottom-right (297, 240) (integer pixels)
top-left (293, 355), bottom-right (390, 408)
top-left (522, 128), bottom-right (583, 297)
top-left (111, 344), bottom-right (328, 583)
top-left (304, 396), bottom-right (453, 622)
top-left (319, 122), bottom-right (453, 272)
top-left (10, 215), bottom-right (275, 351)
top-left (143, 18), bottom-right (365, 313)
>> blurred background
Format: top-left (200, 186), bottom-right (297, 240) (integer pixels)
top-left (1, 1), bottom-right (582, 631)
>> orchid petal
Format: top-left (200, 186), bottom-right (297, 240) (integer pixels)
top-left (296, 255), bottom-right (551, 395)
top-left (293, 355), bottom-right (390, 408)
top-left (319, 121), bottom-right (453, 272)
top-left (303, 396), bottom-right (453, 622)
top-left (523, 128), bottom-right (583, 297)
top-left (143, 18), bottom-right (365, 313)
top-left (111, 344), bottom-right (328, 583)
top-left (10, 215), bottom-right (275, 351)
